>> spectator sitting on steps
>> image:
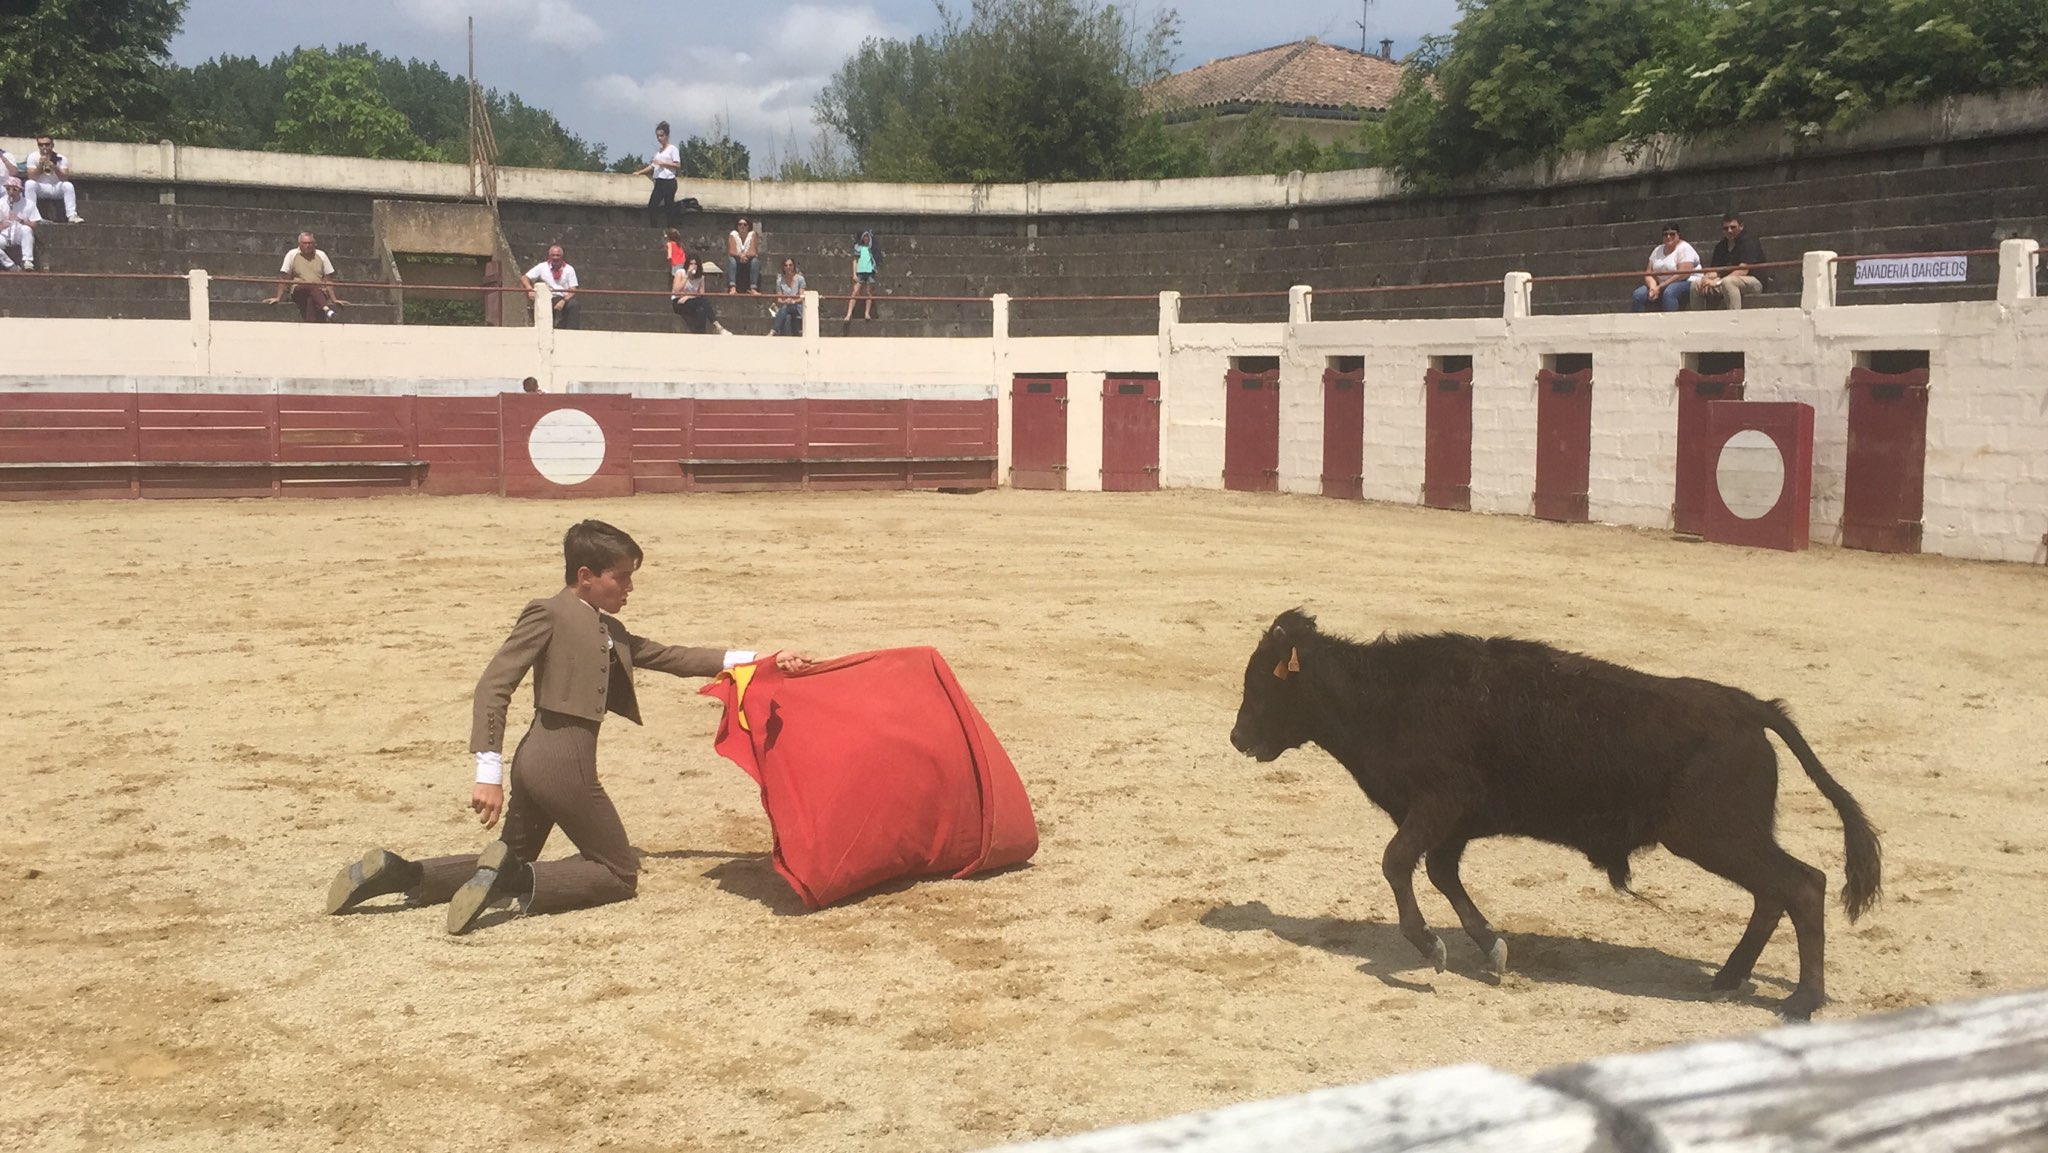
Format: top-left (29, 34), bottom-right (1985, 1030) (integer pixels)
top-left (770, 257), bottom-right (804, 336)
top-left (522, 244), bottom-right (580, 330)
top-left (672, 258), bottom-right (730, 335)
top-left (663, 228), bottom-right (689, 298)
top-left (1, 178), bottom-right (42, 271)
top-left (22, 134), bottom-right (82, 223)
top-left (1631, 222), bottom-right (1698, 313)
top-left (727, 217), bottom-right (760, 294)
top-left (267, 231), bottom-right (345, 321)
top-left (1694, 212), bottom-right (1767, 311)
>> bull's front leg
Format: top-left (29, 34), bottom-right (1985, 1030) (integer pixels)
top-left (1381, 805), bottom-right (1455, 971)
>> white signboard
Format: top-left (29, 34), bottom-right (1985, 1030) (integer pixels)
top-left (1853, 255), bottom-right (1968, 285)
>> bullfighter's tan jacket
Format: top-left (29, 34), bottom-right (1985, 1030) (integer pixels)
top-left (469, 586), bottom-right (726, 753)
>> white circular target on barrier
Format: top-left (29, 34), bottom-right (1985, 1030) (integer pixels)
top-left (528, 407), bottom-right (607, 486)
top-left (1715, 429), bottom-right (1784, 520)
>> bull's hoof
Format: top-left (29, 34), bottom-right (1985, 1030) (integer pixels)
top-left (1777, 990), bottom-right (1824, 1022)
top-left (1487, 937), bottom-right (1509, 975)
top-left (1427, 935), bottom-right (1447, 972)
top-left (1707, 980), bottom-right (1755, 1002)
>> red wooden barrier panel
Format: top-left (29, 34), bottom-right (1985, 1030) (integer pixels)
top-left (0, 392), bottom-right (139, 499)
top-left (684, 399), bottom-right (806, 491)
top-left (414, 396), bottom-right (501, 495)
top-left (275, 394), bottom-right (422, 497)
top-left (906, 399), bottom-right (997, 489)
top-left (630, 397), bottom-right (692, 494)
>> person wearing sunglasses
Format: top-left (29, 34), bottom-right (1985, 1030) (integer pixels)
top-left (1631, 222), bottom-right (1698, 312)
top-left (1695, 212), bottom-right (1767, 311)
top-left (22, 135), bottom-right (81, 224)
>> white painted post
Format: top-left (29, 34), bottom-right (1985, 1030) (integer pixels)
top-left (187, 269), bottom-right (210, 374)
top-left (158, 139), bottom-right (177, 205)
top-left (1158, 289), bottom-right (1180, 333)
top-left (1288, 284), bottom-right (1312, 325)
top-left (1803, 250), bottom-right (1837, 311)
top-left (1503, 271), bottom-right (1532, 319)
top-left (801, 288), bottom-right (821, 347)
top-left (1997, 237), bottom-right (2039, 306)
top-left (992, 292), bottom-right (1011, 341)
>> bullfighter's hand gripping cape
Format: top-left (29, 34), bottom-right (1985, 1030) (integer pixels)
top-left (699, 646), bottom-right (1039, 908)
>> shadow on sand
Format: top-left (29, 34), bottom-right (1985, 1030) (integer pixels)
top-left (1202, 899), bottom-right (1792, 1005)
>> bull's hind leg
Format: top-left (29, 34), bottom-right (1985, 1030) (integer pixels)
top-left (1425, 840), bottom-right (1509, 974)
top-left (1709, 895), bottom-right (1785, 996)
top-left (1382, 804), bottom-right (1459, 972)
top-left (1664, 831), bottom-right (1828, 1020)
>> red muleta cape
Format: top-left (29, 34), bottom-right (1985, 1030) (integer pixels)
top-left (699, 646), bottom-right (1038, 908)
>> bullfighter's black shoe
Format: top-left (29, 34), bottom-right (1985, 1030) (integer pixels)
top-left (325, 848), bottom-right (424, 915)
top-left (445, 840), bottom-right (529, 935)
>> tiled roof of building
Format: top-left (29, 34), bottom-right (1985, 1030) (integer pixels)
top-left (1145, 38), bottom-right (1406, 116)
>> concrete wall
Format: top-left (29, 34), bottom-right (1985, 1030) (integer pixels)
top-left (3, 244), bottom-right (2042, 563)
top-left (56, 85), bottom-right (2048, 215)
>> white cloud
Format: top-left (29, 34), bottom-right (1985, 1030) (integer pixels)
top-left (395, 0), bottom-right (605, 52)
top-left (583, 4), bottom-right (905, 157)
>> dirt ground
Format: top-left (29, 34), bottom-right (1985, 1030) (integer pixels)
top-left (2, 489), bottom-right (2045, 1152)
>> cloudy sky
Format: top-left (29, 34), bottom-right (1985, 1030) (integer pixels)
top-left (169, 0), bottom-right (1461, 168)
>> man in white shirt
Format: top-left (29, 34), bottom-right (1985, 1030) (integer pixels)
top-left (0, 177), bottom-right (42, 271)
top-left (22, 135), bottom-right (81, 223)
top-left (1631, 222), bottom-right (1699, 312)
top-left (522, 244), bottom-right (580, 329)
top-left (631, 121), bottom-right (681, 226)
top-left (267, 231), bottom-right (343, 321)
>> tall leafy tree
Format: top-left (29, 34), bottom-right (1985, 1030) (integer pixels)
top-left (1369, 0), bottom-right (1712, 190)
top-left (816, 0), bottom-right (1180, 182)
top-left (271, 48), bottom-right (433, 160)
top-left (162, 52), bottom-right (288, 149)
top-left (1622, 0), bottom-right (2048, 139)
top-left (163, 46), bottom-right (609, 169)
top-left (0, 0), bottom-right (186, 139)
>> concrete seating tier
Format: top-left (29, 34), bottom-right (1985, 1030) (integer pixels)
top-left (0, 183), bottom-right (400, 324)
top-left (6, 114), bottom-right (2036, 333)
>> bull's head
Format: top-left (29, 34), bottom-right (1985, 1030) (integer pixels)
top-left (1230, 609), bottom-right (1316, 762)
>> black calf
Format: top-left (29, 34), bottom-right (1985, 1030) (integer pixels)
top-left (1230, 609), bottom-right (1882, 1019)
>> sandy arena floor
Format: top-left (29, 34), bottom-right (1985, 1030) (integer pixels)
top-left (2, 489), bottom-right (2045, 1151)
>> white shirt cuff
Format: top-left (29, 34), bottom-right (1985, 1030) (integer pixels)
top-left (723, 650), bottom-right (757, 669)
top-left (475, 751), bottom-right (504, 786)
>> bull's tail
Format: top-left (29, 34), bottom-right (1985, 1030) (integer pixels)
top-left (1761, 699), bottom-right (1883, 921)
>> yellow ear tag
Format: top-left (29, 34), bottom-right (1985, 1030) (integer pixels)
top-left (1272, 647), bottom-right (1300, 680)
top-left (728, 662), bottom-right (759, 732)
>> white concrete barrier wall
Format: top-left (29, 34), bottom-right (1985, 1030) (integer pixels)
top-left (3, 290), bottom-right (2043, 564)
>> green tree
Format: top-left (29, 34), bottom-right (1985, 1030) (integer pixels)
top-left (815, 0), bottom-right (1180, 182)
top-left (0, 0), bottom-right (187, 139)
top-left (1622, 0), bottom-right (2048, 139)
top-left (676, 118), bottom-right (751, 179)
top-left (163, 46), bottom-right (608, 169)
top-left (162, 52), bottom-right (288, 149)
top-left (271, 48), bottom-right (433, 159)
top-left (1368, 0), bottom-right (1712, 189)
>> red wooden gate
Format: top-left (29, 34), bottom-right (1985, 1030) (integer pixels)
top-left (1101, 375), bottom-right (1160, 492)
top-left (1842, 366), bottom-right (1929, 553)
top-left (1533, 365), bottom-right (1593, 523)
top-left (1010, 374), bottom-right (1067, 490)
top-left (1224, 366), bottom-right (1280, 492)
top-left (1321, 364), bottom-right (1364, 500)
top-left (1423, 365), bottom-right (1473, 511)
top-left (1702, 401), bottom-right (1814, 553)
top-left (1673, 367), bottom-right (1746, 534)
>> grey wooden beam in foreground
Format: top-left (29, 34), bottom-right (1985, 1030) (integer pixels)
top-left (975, 989), bottom-right (2048, 1153)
